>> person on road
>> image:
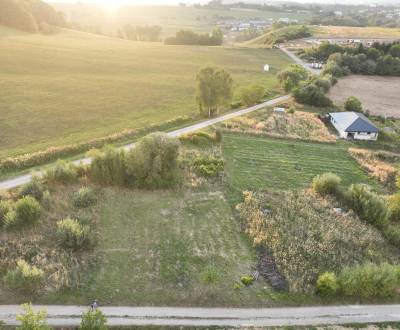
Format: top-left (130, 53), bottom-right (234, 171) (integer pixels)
top-left (90, 300), bottom-right (98, 311)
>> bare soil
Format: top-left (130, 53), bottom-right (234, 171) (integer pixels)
top-left (329, 75), bottom-right (400, 118)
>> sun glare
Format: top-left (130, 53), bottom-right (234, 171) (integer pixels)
top-left (98, 0), bottom-right (121, 12)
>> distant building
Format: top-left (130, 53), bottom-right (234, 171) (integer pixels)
top-left (329, 112), bottom-right (379, 141)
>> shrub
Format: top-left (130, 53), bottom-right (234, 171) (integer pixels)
top-left (56, 218), bottom-right (90, 250)
top-left (16, 303), bottom-right (50, 330)
top-left (89, 147), bottom-right (126, 186)
top-left (346, 184), bottom-right (389, 228)
top-left (41, 191), bottom-right (52, 210)
top-left (0, 200), bottom-right (12, 227)
top-left (338, 263), bottom-right (400, 298)
top-left (389, 193), bottom-right (400, 222)
top-left (73, 187), bottom-right (96, 208)
top-left (214, 128), bottom-right (223, 143)
top-left (44, 160), bottom-right (77, 184)
top-left (79, 309), bottom-right (108, 330)
top-left (240, 84), bottom-right (265, 106)
top-left (179, 131), bottom-right (215, 147)
top-left (345, 96), bottom-right (363, 113)
top-left (240, 275), bottom-right (254, 286)
top-left (384, 225), bottom-right (400, 248)
top-left (312, 173), bottom-right (341, 196)
top-left (4, 197), bottom-right (42, 229)
top-left (4, 260), bottom-right (44, 294)
top-left (18, 177), bottom-right (44, 201)
top-left (293, 83), bottom-right (333, 107)
top-left (200, 266), bottom-right (220, 284)
top-left (192, 156), bottom-right (224, 178)
top-left (316, 272), bottom-right (338, 296)
top-left (126, 133), bottom-right (181, 189)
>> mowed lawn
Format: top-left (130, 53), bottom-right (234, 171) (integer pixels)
top-left (0, 27), bottom-right (291, 158)
top-left (43, 187), bottom-right (273, 306)
top-left (223, 134), bottom-right (376, 195)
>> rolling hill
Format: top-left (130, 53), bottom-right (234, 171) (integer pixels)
top-left (0, 0), bottom-right (65, 33)
top-left (0, 27), bottom-right (292, 158)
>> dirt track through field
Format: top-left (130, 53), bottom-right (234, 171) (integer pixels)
top-left (329, 75), bottom-right (400, 118)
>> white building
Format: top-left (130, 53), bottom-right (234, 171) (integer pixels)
top-left (329, 112), bottom-right (379, 141)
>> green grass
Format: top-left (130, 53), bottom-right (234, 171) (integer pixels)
top-left (36, 187), bottom-right (279, 306)
top-left (0, 27), bottom-right (292, 159)
top-left (222, 133), bottom-right (377, 197)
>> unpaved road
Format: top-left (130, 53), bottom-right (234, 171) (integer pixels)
top-left (329, 75), bottom-right (400, 118)
top-left (280, 47), bottom-right (321, 75)
top-left (0, 95), bottom-right (289, 191)
top-left (1, 305), bottom-right (400, 327)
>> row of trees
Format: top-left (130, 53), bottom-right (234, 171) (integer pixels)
top-left (0, 0), bottom-right (65, 33)
top-left (165, 28), bottom-right (223, 46)
top-left (118, 25), bottom-right (162, 42)
top-left (302, 42), bottom-right (400, 77)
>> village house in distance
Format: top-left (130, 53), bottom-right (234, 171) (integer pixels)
top-left (329, 112), bottom-right (379, 141)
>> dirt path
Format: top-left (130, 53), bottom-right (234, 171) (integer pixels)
top-left (1, 305), bottom-right (400, 327)
top-left (0, 95), bottom-right (289, 191)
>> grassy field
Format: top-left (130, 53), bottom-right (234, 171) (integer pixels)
top-left (312, 25), bottom-right (400, 39)
top-left (0, 27), bottom-right (291, 159)
top-left (0, 185), bottom-right (286, 306)
top-left (54, 5), bottom-right (311, 37)
top-left (223, 133), bottom-right (376, 197)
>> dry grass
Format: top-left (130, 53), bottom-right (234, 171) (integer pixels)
top-left (313, 25), bottom-right (400, 39)
top-left (224, 110), bottom-right (336, 142)
top-left (237, 190), bottom-right (400, 293)
top-left (348, 148), bottom-right (399, 187)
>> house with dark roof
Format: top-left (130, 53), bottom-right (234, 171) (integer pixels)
top-left (329, 112), bottom-right (379, 141)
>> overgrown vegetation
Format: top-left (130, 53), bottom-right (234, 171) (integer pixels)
top-left (237, 190), bottom-right (397, 293)
top-left (165, 28), bottom-right (223, 46)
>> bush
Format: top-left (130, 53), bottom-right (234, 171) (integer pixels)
top-left (338, 263), bottom-right (400, 298)
top-left (193, 156), bottom-right (224, 178)
top-left (56, 218), bottom-right (90, 250)
top-left (345, 96), bottom-right (363, 113)
top-left (179, 131), bottom-right (215, 147)
top-left (240, 275), bottom-right (255, 286)
top-left (79, 309), bottom-right (108, 330)
top-left (18, 177), bottom-right (44, 201)
top-left (44, 160), bottom-right (77, 184)
top-left (384, 225), bottom-right (400, 248)
top-left (293, 83), bottom-right (333, 107)
top-left (312, 173), bottom-right (341, 196)
top-left (240, 84), bottom-right (265, 106)
top-left (4, 260), bottom-right (44, 294)
top-left (346, 184), bottom-right (389, 228)
top-left (89, 147), bottom-right (126, 186)
top-left (16, 303), bottom-right (50, 330)
top-left (4, 196), bottom-right (42, 229)
top-left (200, 266), bottom-right (220, 284)
top-left (73, 187), bottom-right (96, 208)
top-left (389, 193), bottom-right (400, 222)
top-left (125, 133), bottom-right (181, 189)
top-left (316, 272), bottom-right (338, 296)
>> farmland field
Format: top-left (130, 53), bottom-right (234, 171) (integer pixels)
top-left (54, 5), bottom-right (311, 37)
top-left (0, 27), bottom-right (292, 159)
top-left (329, 75), bottom-right (400, 118)
top-left (223, 133), bottom-right (376, 196)
top-left (312, 25), bottom-right (400, 39)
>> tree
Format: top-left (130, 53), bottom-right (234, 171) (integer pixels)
top-left (16, 303), bottom-right (49, 330)
top-left (239, 84), bottom-right (265, 106)
top-left (196, 67), bottom-right (233, 117)
top-left (79, 309), bottom-right (107, 330)
top-left (389, 44), bottom-right (400, 58)
top-left (125, 133), bottom-right (180, 189)
top-left (277, 64), bottom-right (308, 92)
top-left (344, 96), bottom-right (363, 113)
top-left (293, 83), bottom-right (332, 107)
